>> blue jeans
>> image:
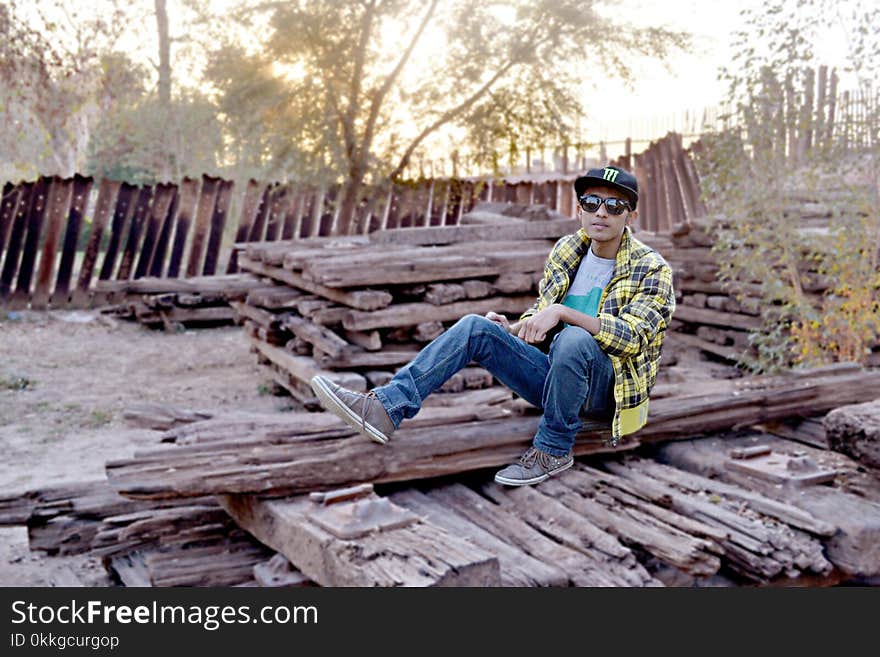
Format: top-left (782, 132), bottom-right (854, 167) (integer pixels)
top-left (372, 314), bottom-right (615, 457)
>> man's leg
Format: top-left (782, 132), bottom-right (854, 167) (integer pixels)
top-left (312, 314), bottom-right (549, 443)
top-left (495, 325), bottom-right (614, 486)
top-left (533, 325), bottom-right (614, 455)
top-left (374, 314), bottom-right (550, 428)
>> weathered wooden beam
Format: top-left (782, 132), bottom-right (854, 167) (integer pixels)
top-left (217, 491), bottom-right (500, 586)
top-left (424, 483), bottom-right (657, 586)
top-left (369, 218), bottom-right (579, 246)
top-left (389, 488), bottom-right (568, 587)
top-left (238, 255), bottom-right (392, 311)
top-left (342, 295), bottom-right (534, 331)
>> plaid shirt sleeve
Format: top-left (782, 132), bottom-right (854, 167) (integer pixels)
top-left (593, 261), bottom-right (675, 358)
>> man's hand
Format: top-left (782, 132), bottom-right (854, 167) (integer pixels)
top-left (516, 305), bottom-right (563, 344)
top-left (484, 311), bottom-right (510, 331)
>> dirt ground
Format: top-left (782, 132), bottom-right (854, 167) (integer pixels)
top-left (0, 310), bottom-right (293, 586)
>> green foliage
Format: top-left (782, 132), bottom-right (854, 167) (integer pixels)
top-left (699, 130), bottom-right (879, 373)
top-left (87, 409), bottom-right (113, 427)
top-left (3, 1), bottom-right (690, 195)
top-left (85, 89), bottom-right (226, 184)
top-left (696, 1), bottom-right (880, 373)
top-left (0, 0), bottom-right (137, 179)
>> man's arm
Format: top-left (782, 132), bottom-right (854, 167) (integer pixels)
top-left (590, 262), bottom-right (675, 358)
top-left (555, 305), bottom-right (600, 335)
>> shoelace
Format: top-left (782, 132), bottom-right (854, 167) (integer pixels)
top-left (518, 447), bottom-right (540, 468)
top-left (519, 447), bottom-right (565, 470)
top-left (361, 390), bottom-right (380, 434)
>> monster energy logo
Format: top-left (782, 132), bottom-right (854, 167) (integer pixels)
top-left (602, 168), bottom-right (619, 182)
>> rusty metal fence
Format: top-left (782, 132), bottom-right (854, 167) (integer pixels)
top-left (0, 133), bottom-right (706, 310)
top-left (617, 132), bottom-right (707, 233)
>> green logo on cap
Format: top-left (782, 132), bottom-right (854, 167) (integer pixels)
top-left (602, 168), bottom-right (619, 183)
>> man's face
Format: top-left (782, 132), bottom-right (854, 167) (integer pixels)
top-left (576, 185), bottom-right (636, 245)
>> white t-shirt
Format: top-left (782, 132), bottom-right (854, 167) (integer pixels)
top-left (561, 248), bottom-right (615, 318)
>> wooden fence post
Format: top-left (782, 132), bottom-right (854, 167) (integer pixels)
top-left (166, 177), bottom-right (200, 278)
top-left (53, 174), bottom-right (94, 307)
top-left (33, 177), bottom-right (74, 309)
top-left (10, 176), bottom-right (52, 309)
top-left (0, 182), bottom-right (34, 305)
top-left (116, 185), bottom-right (154, 281)
top-left (72, 179), bottom-right (119, 306)
top-left (134, 182), bottom-right (176, 280)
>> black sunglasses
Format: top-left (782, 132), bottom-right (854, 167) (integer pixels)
top-left (578, 194), bottom-right (631, 215)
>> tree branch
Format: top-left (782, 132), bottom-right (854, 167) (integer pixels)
top-left (342, 0), bottom-right (377, 169)
top-left (388, 26), bottom-right (553, 180)
top-left (358, 0), bottom-right (439, 169)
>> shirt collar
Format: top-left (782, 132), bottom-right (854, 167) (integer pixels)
top-left (573, 225), bottom-right (633, 279)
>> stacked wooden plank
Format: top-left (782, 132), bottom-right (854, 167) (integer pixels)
top-left (0, 479), bottom-right (308, 587)
top-left (104, 364), bottom-right (880, 501)
top-left (659, 222), bottom-right (762, 364)
top-left (110, 396), bottom-right (872, 586)
top-left (219, 485), bottom-right (502, 586)
top-left (100, 273), bottom-right (272, 331)
top-left (96, 362), bottom-right (880, 585)
top-left (655, 431), bottom-right (880, 582)
top-left (95, 505), bottom-right (276, 587)
top-left (662, 219), bottom-right (880, 368)
top-left (233, 215), bottom-right (582, 408)
top-left (9, 363), bottom-right (880, 587)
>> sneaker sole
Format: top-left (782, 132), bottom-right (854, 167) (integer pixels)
top-left (493, 459), bottom-right (573, 487)
top-left (310, 375), bottom-right (390, 445)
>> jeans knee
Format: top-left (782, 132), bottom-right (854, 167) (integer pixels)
top-left (457, 313), bottom-right (493, 335)
top-left (551, 325), bottom-right (600, 363)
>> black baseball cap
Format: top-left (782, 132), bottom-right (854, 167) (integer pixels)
top-left (574, 165), bottom-right (639, 210)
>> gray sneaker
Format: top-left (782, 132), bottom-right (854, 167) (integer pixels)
top-left (494, 446), bottom-right (573, 486)
top-left (310, 375), bottom-right (395, 444)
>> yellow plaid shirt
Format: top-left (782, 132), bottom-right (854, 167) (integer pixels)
top-left (519, 226), bottom-right (675, 444)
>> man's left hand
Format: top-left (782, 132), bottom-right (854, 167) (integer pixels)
top-left (516, 304), bottom-right (562, 344)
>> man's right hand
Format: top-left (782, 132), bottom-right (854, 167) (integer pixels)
top-left (484, 311), bottom-right (510, 331)
top-left (485, 311), bottom-right (522, 335)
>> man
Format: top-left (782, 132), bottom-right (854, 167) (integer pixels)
top-left (310, 165), bottom-right (675, 487)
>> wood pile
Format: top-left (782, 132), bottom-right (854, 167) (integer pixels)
top-left (659, 222), bottom-right (761, 365)
top-left (654, 431), bottom-right (880, 582)
top-left (8, 368), bottom-right (880, 587)
top-left (7, 204), bottom-right (880, 587)
top-left (104, 364), bottom-right (880, 501)
top-left (661, 219), bottom-right (880, 368)
top-left (0, 479), bottom-right (310, 587)
top-left (233, 213), bottom-right (582, 408)
top-left (99, 273), bottom-right (271, 332)
top-left (97, 364), bottom-right (880, 586)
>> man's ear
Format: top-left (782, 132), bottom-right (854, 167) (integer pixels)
top-left (627, 209), bottom-right (639, 229)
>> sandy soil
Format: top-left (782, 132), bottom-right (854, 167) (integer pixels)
top-left (0, 310), bottom-right (292, 586)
